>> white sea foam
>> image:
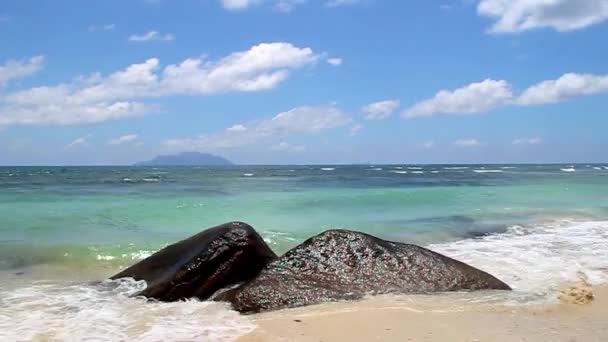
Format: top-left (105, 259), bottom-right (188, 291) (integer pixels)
top-left (0, 278), bottom-right (255, 342)
top-left (443, 167), bottom-right (469, 170)
top-left (561, 168), bottom-right (576, 172)
top-left (142, 178), bottom-right (160, 182)
top-left (430, 220), bottom-right (608, 297)
top-left (407, 167), bottom-right (423, 170)
top-left (501, 166), bottom-right (517, 169)
top-left (431, 171), bottom-right (440, 174)
top-left (321, 168), bottom-right (335, 171)
top-left (411, 171), bottom-right (425, 174)
top-left (473, 169), bottom-right (503, 173)
top-left (394, 167), bottom-right (404, 170)
top-left (603, 166), bottom-right (608, 170)
top-left (391, 170), bottom-right (408, 174)
top-left (242, 173), bottom-right (254, 177)
top-left (593, 167), bottom-right (602, 170)
top-left (370, 168), bottom-right (383, 171)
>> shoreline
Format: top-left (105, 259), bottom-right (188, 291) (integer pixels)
top-left (239, 285), bottom-right (608, 342)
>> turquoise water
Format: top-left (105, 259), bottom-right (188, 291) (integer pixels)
top-left (1, 164), bottom-right (608, 340)
top-left (1, 164), bottom-right (607, 267)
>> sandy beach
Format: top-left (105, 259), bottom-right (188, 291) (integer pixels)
top-left (240, 285), bottom-right (608, 342)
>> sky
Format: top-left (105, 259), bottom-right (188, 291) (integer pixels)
top-left (0, 0), bottom-right (607, 165)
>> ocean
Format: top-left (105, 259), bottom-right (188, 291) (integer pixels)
top-left (1, 164), bottom-right (608, 340)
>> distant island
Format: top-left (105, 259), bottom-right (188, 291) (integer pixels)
top-left (135, 152), bottom-right (234, 166)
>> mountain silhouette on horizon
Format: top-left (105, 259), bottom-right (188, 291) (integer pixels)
top-left (135, 152), bottom-right (234, 166)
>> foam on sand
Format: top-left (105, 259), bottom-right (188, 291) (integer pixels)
top-left (430, 220), bottom-right (608, 297)
top-left (0, 278), bottom-right (255, 341)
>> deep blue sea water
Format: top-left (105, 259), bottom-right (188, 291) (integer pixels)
top-left (1, 164), bottom-right (607, 340)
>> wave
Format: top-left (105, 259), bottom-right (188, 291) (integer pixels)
top-left (430, 220), bottom-right (608, 297)
top-left (391, 171), bottom-right (408, 174)
top-left (473, 169), bottom-right (503, 173)
top-left (561, 168), bottom-right (576, 172)
top-left (321, 168), bottom-right (335, 171)
top-left (242, 173), bottom-right (254, 177)
top-left (0, 278), bottom-right (254, 341)
top-left (443, 167), bottom-right (469, 170)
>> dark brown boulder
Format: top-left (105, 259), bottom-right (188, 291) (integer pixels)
top-left (218, 229), bottom-right (510, 313)
top-left (111, 221), bottom-right (277, 301)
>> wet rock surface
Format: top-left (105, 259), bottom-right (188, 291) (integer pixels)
top-left (111, 221), bottom-right (277, 301)
top-left (218, 229), bottom-right (510, 313)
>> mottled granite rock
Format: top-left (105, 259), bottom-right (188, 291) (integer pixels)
top-left (218, 229), bottom-right (510, 313)
top-left (111, 222), bottom-right (277, 301)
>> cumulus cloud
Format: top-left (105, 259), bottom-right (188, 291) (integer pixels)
top-left (108, 134), bottom-right (139, 145)
top-left (0, 55), bottom-right (45, 86)
top-left (270, 141), bottom-right (306, 152)
top-left (403, 79), bottom-right (513, 118)
top-left (349, 123), bottom-right (363, 136)
top-left (326, 0), bottom-right (361, 7)
top-left (89, 24), bottom-right (115, 32)
top-left (67, 135), bottom-right (91, 148)
top-left (477, 0), bottom-right (608, 33)
top-left (402, 72), bottom-right (608, 118)
top-left (0, 42), bottom-right (321, 127)
top-left (420, 140), bottom-right (436, 149)
top-left (517, 73), bottom-right (608, 105)
top-left (362, 99), bottom-right (400, 120)
top-left (128, 31), bottom-right (174, 42)
top-left (163, 104), bottom-right (351, 152)
top-left (512, 137), bottom-right (542, 145)
top-left (326, 58), bottom-right (343, 66)
top-left (221, 0), bottom-right (305, 11)
top-left (453, 139), bottom-right (481, 147)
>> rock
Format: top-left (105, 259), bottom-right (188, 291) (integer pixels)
top-left (111, 222), bottom-right (277, 301)
top-left (218, 229), bottom-right (510, 313)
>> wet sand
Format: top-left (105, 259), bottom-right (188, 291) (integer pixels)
top-left (239, 286), bottom-right (608, 342)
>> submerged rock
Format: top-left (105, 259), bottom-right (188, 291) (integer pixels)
top-left (111, 222), bottom-right (277, 301)
top-left (218, 229), bottom-right (510, 313)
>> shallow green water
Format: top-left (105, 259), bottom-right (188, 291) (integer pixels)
top-left (1, 164), bottom-right (607, 271)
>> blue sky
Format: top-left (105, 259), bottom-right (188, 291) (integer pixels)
top-left (0, 0), bottom-right (607, 165)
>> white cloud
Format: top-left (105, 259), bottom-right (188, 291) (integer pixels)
top-left (221, 0), bottom-right (257, 10)
top-left (275, 0), bottom-right (306, 11)
top-left (227, 124), bottom-right (248, 132)
top-left (0, 56), bottom-right (45, 86)
top-left (478, 0), bottom-right (608, 33)
top-left (161, 42), bottom-right (319, 94)
top-left (517, 73), bottom-right (608, 105)
top-left (108, 134), bottom-right (139, 145)
top-left (402, 72), bottom-right (608, 118)
top-left (349, 123), bottom-right (363, 136)
top-left (0, 42), bottom-right (321, 127)
top-left (453, 139), bottom-right (481, 147)
top-left (128, 31), bottom-right (174, 42)
top-left (89, 24), bottom-right (115, 31)
top-left (421, 140), bottom-right (436, 149)
top-left (163, 104), bottom-right (351, 152)
top-left (67, 135), bottom-right (91, 148)
top-left (326, 58), bottom-right (343, 66)
top-left (221, 0), bottom-right (304, 11)
top-left (270, 141), bottom-right (306, 152)
top-left (326, 0), bottom-right (361, 7)
top-left (403, 79), bottom-right (513, 118)
top-left (512, 137), bottom-right (542, 145)
top-left (362, 99), bottom-right (399, 120)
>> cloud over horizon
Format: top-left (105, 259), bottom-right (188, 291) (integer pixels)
top-left (0, 43), bottom-right (322, 127)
